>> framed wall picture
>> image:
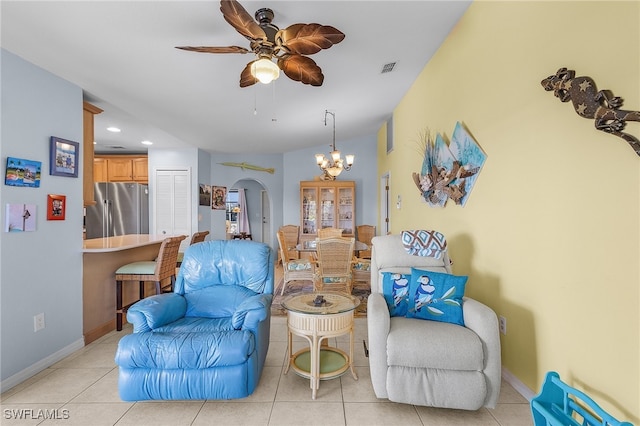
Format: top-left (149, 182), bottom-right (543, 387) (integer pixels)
top-left (212, 186), bottom-right (227, 210)
top-left (49, 136), bottom-right (79, 177)
top-left (199, 184), bottom-right (212, 206)
top-left (5, 203), bottom-right (37, 232)
top-left (47, 194), bottom-right (66, 220)
top-left (5, 157), bottom-right (42, 188)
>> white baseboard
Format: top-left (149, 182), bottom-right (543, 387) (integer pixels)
top-left (1, 338), bottom-right (85, 393)
top-left (502, 367), bottom-right (537, 401)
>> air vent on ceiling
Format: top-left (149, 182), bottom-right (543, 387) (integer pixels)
top-left (109, 145), bottom-right (127, 150)
top-left (381, 62), bottom-right (396, 74)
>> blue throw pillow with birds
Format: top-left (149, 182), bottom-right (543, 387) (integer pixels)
top-left (381, 272), bottom-right (411, 317)
top-left (407, 268), bottom-right (467, 326)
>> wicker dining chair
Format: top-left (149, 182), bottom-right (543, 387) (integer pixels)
top-left (278, 225), bottom-right (300, 265)
top-left (276, 230), bottom-right (314, 295)
top-left (352, 258), bottom-right (371, 287)
top-left (114, 235), bottom-right (187, 331)
top-left (177, 230), bottom-right (210, 266)
top-left (317, 227), bottom-right (343, 239)
top-left (356, 225), bottom-right (375, 259)
top-left (313, 236), bottom-right (355, 294)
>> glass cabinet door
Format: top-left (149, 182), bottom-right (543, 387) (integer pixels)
top-left (319, 187), bottom-right (336, 230)
top-left (337, 187), bottom-right (354, 235)
top-left (301, 187), bottom-right (317, 235)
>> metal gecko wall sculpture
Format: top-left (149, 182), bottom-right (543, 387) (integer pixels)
top-left (541, 68), bottom-right (640, 156)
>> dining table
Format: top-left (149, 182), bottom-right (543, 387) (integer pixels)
top-left (296, 239), bottom-right (368, 253)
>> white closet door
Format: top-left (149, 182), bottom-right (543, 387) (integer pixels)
top-left (154, 169), bottom-right (191, 248)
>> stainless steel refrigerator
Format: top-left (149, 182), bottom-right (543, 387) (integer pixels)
top-left (85, 182), bottom-right (149, 239)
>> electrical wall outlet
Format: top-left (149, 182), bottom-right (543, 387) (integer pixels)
top-left (498, 316), bottom-right (507, 335)
top-left (34, 313), bottom-right (45, 332)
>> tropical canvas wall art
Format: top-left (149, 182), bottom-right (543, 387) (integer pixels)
top-left (412, 122), bottom-right (486, 207)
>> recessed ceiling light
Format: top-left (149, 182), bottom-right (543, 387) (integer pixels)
top-left (107, 126), bottom-right (121, 133)
top-left (141, 140), bottom-right (153, 146)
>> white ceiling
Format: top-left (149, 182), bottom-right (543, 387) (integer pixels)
top-left (1, 1), bottom-right (471, 154)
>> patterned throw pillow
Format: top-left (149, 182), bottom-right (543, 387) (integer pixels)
top-left (401, 230), bottom-right (447, 259)
top-left (381, 272), bottom-right (411, 317)
top-left (406, 268), bottom-right (467, 326)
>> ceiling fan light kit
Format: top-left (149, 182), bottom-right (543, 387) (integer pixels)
top-left (250, 57), bottom-right (280, 84)
top-left (316, 110), bottom-right (354, 180)
top-left (176, 0), bottom-right (345, 87)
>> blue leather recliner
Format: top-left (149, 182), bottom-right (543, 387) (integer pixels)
top-left (115, 239), bottom-right (274, 401)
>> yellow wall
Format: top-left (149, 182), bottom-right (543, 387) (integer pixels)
top-left (378, 1), bottom-right (639, 422)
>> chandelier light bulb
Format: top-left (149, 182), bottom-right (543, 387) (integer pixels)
top-left (327, 166), bottom-right (342, 177)
top-left (345, 154), bottom-right (355, 166)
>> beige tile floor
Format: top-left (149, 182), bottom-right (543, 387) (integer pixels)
top-left (1, 316), bottom-right (533, 425)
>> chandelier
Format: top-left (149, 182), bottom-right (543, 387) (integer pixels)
top-left (315, 110), bottom-right (354, 180)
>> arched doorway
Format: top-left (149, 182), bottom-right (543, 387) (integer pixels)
top-left (228, 179), bottom-right (271, 246)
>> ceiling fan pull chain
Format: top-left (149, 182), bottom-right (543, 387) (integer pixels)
top-left (253, 86), bottom-right (258, 116)
top-left (271, 80), bottom-right (278, 122)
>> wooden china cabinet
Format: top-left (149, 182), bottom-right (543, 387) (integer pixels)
top-left (299, 180), bottom-right (355, 245)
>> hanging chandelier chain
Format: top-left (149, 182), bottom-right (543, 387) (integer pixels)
top-left (315, 109), bottom-right (354, 180)
top-left (325, 110), bottom-right (336, 151)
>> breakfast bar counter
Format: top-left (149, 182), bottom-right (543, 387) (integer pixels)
top-left (83, 234), bottom-right (168, 253)
top-left (83, 234), bottom-right (168, 344)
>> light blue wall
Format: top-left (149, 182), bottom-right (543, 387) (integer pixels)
top-left (148, 137), bottom-right (378, 250)
top-left (196, 149), bottom-right (212, 233)
top-left (210, 153), bottom-right (284, 247)
top-left (283, 134), bottom-right (379, 233)
top-left (1, 49), bottom-right (84, 386)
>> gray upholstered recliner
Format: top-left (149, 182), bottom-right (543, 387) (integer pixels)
top-left (367, 234), bottom-right (501, 410)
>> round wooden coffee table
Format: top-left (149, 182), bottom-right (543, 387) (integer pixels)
top-left (282, 292), bottom-right (360, 399)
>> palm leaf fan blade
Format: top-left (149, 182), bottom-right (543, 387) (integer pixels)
top-left (279, 24), bottom-right (345, 55)
top-left (239, 61), bottom-right (258, 87)
top-left (175, 46), bottom-right (250, 54)
top-left (220, 0), bottom-right (266, 41)
top-left (278, 55), bottom-right (324, 86)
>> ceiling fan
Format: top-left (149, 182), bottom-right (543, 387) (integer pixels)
top-left (176, 0), bottom-right (345, 87)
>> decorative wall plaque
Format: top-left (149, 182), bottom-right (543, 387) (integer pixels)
top-left (541, 67), bottom-right (640, 156)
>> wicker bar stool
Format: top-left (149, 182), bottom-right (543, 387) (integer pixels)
top-left (114, 235), bottom-right (186, 331)
top-left (177, 230), bottom-right (210, 266)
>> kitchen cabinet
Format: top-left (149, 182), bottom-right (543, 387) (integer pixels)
top-left (94, 155), bottom-right (148, 183)
top-left (132, 157), bottom-right (148, 182)
top-left (300, 180), bottom-right (355, 244)
top-left (93, 157), bottom-right (108, 182)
